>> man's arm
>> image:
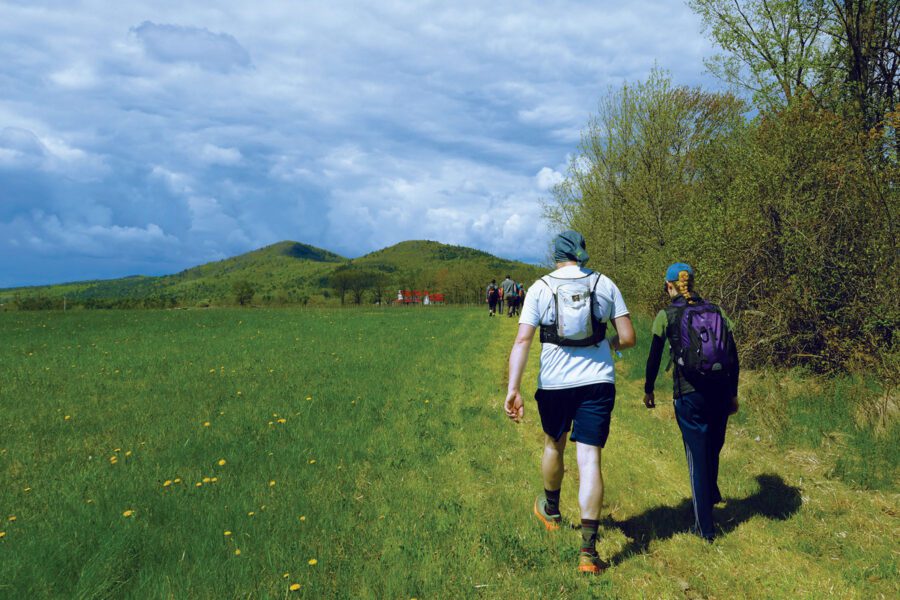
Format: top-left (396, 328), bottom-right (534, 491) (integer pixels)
top-left (608, 314), bottom-right (635, 351)
top-left (505, 323), bottom-right (536, 422)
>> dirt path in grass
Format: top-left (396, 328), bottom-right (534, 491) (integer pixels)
top-left (488, 314), bottom-right (898, 599)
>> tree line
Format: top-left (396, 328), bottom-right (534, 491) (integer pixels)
top-left (546, 0), bottom-right (897, 379)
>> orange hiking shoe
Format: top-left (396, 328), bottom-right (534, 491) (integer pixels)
top-left (533, 496), bottom-right (561, 531)
top-left (577, 552), bottom-right (608, 574)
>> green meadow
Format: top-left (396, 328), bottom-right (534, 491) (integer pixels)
top-left (1, 308), bottom-right (896, 598)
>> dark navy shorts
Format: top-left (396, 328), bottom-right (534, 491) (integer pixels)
top-left (534, 383), bottom-right (616, 447)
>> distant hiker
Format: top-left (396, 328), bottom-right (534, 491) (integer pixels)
top-left (504, 230), bottom-right (635, 574)
top-left (486, 280), bottom-right (500, 317)
top-left (514, 282), bottom-right (525, 316)
top-left (501, 274), bottom-right (517, 317)
top-left (643, 263), bottom-right (740, 542)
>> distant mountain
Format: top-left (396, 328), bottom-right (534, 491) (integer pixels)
top-left (0, 240), bottom-right (542, 307)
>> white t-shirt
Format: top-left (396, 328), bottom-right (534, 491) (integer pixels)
top-left (519, 266), bottom-right (629, 390)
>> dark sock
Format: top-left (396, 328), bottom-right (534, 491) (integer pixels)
top-left (544, 488), bottom-right (561, 515)
top-left (581, 519), bottom-right (600, 554)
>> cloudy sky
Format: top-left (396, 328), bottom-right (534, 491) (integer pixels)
top-left (0, 1), bottom-right (719, 287)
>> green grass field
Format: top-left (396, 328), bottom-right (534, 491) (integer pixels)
top-left (1, 308), bottom-right (896, 598)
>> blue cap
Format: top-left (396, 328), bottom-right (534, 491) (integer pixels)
top-left (665, 262), bottom-right (693, 281)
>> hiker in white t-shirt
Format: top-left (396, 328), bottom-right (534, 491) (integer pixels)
top-left (504, 230), bottom-right (635, 575)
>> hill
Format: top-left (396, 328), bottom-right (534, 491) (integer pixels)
top-left (0, 240), bottom-right (543, 308)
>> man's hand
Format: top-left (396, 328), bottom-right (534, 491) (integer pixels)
top-left (504, 390), bottom-right (524, 422)
top-left (728, 396), bottom-right (739, 415)
top-left (643, 392), bottom-right (656, 409)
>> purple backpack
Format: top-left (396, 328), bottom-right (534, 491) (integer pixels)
top-left (667, 299), bottom-right (735, 378)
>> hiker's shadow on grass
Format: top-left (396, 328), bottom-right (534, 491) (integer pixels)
top-left (603, 474), bottom-right (801, 565)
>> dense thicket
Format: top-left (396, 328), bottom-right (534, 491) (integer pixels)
top-left (546, 1), bottom-right (898, 379)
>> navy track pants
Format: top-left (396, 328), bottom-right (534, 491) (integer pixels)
top-left (674, 391), bottom-right (729, 539)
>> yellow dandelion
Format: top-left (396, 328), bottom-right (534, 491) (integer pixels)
top-left (268, 421), bottom-right (274, 426)
top-left (0, 532), bottom-right (5, 538)
top-left (224, 530), bottom-right (232, 536)
top-left (218, 459), bottom-right (226, 466)
top-left (125, 451), bottom-right (132, 457)
top-left (203, 421), bottom-right (211, 427)
top-left (306, 396), bottom-right (312, 400)
top-left (195, 482), bottom-right (203, 487)
top-left (64, 415), bottom-right (71, 420)
top-left (210, 477), bottom-right (218, 483)
top-left (173, 478), bottom-right (182, 484)
top-left (308, 459), bottom-right (316, 464)
top-left (109, 456), bottom-right (118, 464)
top-left (23, 487), bottom-right (31, 493)
top-left (236, 391), bottom-right (242, 395)
top-left (209, 368), bottom-right (215, 373)
top-left (114, 448), bottom-right (121, 452)
top-left (122, 510), bottom-right (134, 517)
top-left (299, 516), bottom-right (306, 522)
top-left (7, 516), bottom-right (15, 522)
top-left (163, 480), bottom-right (172, 487)
top-left (247, 511), bottom-right (255, 517)
top-left (202, 477), bottom-right (211, 483)
top-left (290, 583), bottom-right (301, 591)
top-left (269, 480), bottom-right (276, 487)
top-left (277, 418), bottom-right (286, 424)
top-left (234, 549), bottom-right (241, 556)
top-left (282, 573), bottom-right (290, 578)
top-left (308, 559), bottom-right (317, 566)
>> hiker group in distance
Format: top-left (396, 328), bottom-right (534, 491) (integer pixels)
top-left (503, 230), bottom-right (739, 575)
top-left (485, 275), bottom-right (525, 318)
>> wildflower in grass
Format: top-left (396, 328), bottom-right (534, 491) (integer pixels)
top-left (247, 511), bottom-right (255, 516)
top-left (202, 477), bottom-right (211, 483)
top-left (237, 391), bottom-right (242, 396)
top-left (23, 487), bottom-right (31, 493)
top-left (209, 369), bottom-right (215, 373)
top-left (299, 516), bottom-right (306, 522)
top-left (234, 549), bottom-right (241, 556)
top-left (283, 573), bottom-right (289, 578)
top-left (224, 531), bottom-right (232, 536)
top-left (64, 415), bottom-right (71, 421)
top-left (277, 418), bottom-right (286, 424)
top-left (290, 583), bottom-right (301, 591)
top-left (173, 478), bottom-right (182, 484)
top-left (306, 396), bottom-right (312, 400)
top-left (218, 459), bottom-right (226, 466)
top-left (122, 510), bottom-right (134, 517)
top-left (195, 482), bottom-right (202, 487)
top-left (269, 480), bottom-right (276, 487)
top-left (308, 559), bottom-right (317, 566)
top-left (211, 477), bottom-right (218, 483)
top-left (163, 480), bottom-right (172, 487)
top-left (109, 456), bottom-right (118, 464)
top-left (0, 532), bottom-right (5, 538)
top-left (125, 451), bottom-right (132, 457)
top-left (114, 448), bottom-right (121, 452)
top-left (308, 459), bottom-right (316, 464)
top-left (203, 422), bottom-right (211, 427)
top-left (8, 516), bottom-right (16, 522)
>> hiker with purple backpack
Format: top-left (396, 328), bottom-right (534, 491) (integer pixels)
top-left (643, 263), bottom-right (740, 542)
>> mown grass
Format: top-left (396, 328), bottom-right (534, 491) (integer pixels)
top-left (0, 308), bottom-right (896, 599)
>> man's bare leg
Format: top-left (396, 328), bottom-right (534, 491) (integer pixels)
top-left (575, 442), bottom-right (603, 518)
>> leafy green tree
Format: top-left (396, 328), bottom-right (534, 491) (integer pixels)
top-left (688, 0), bottom-right (830, 109)
top-left (232, 280), bottom-right (256, 306)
